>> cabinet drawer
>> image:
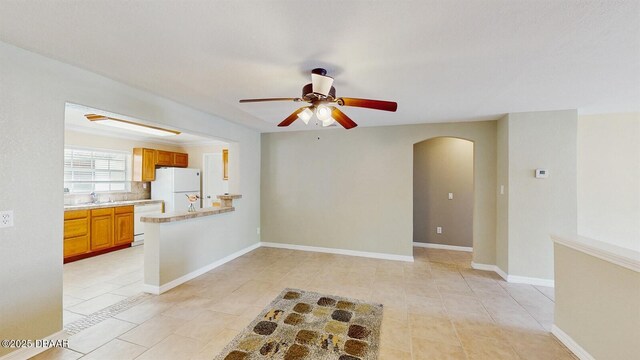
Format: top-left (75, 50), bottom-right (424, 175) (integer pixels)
top-left (64, 209), bottom-right (88, 220)
top-left (115, 205), bottom-right (134, 214)
top-left (64, 218), bottom-right (89, 238)
top-left (64, 235), bottom-right (89, 258)
top-left (91, 207), bottom-right (114, 217)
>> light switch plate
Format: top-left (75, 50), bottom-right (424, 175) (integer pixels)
top-left (0, 210), bottom-right (14, 228)
top-left (448, 193), bottom-right (454, 200)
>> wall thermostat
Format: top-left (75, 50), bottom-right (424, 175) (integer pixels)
top-left (535, 169), bottom-right (549, 178)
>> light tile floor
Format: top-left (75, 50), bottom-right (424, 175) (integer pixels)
top-left (34, 246), bottom-right (576, 359)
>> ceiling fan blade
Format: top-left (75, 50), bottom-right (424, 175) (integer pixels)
top-left (239, 98), bottom-right (299, 103)
top-left (277, 107), bottom-right (308, 127)
top-left (337, 97), bottom-right (398, 112)
top-left (330, 107), bottom-right (358, 129)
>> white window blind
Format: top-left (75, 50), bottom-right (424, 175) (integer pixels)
top-left (64, 148), bottom-right (131, 193)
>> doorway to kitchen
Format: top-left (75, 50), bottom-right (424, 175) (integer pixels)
top-left (413, 137), bottom-right (474, 264)
top-left (62, 102), bottom-right (234, 327)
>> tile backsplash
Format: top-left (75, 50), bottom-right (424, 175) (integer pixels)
top-left (64, 182), bottom-right (151, 205)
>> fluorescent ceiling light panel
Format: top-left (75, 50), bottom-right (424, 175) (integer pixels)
top-left (85, 114), bottom-right (180, 137)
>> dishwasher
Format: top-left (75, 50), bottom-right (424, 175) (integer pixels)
top-left (133, 203), bottom-right (163, 246)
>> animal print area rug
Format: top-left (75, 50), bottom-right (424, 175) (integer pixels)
top-left (214, 288), bottom-right (383, 360)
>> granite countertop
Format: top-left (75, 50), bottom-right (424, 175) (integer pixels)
top-left (64, 199), bottom-right (164, 211)
top-left (140, 206), bottom-right (235, 223)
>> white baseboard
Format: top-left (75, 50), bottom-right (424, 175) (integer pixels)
top-left (471, 262), bottom-right (508, 281)
top-left (508, 274), bottom-right (555, 287)
top-left (260, 242), bottom-right (414, 262)
top-left (470, 262), bottom-right (553, 287)
top-left (551, 324), bottom-right (594, 360)
top-left (413, 242), bottom-right (473, 252)
top-left (143, 242), bottom-right (261, 295)
top-left (0, 330), bottom-right (68, 360)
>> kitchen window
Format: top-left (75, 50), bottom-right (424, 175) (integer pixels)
top-left (64, 147), bottom-right (131, 193)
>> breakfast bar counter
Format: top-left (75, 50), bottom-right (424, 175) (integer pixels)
top-left (142, 194), bottom-right (246, 294)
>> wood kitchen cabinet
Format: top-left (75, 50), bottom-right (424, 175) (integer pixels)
top-left (133, 148), bottom-right (189, 182)
top-left (90, 208), bottom-right (114, 251)
top-left (155, 150), bottom-right (173, 166)
top-left (133, 148), bottom-right (157, 182)
top-left (64, 205), bottom-right (134, 263)
top-left (63, 210), bottom-right (90, 258)
top-left (114, 206), bottom-right (134, 246)
top-left (173, 152), bottom-right (189, 167)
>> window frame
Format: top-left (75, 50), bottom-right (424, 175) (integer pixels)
top-left (64, 146), bottom-right (132, 194)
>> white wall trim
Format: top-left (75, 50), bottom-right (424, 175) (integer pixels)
top-left (143, 242), bottom-right (261, 295)
top-left (471, 262), bottom-right (508, 281)
top-left (0, 330), bottom-right (68, 360)
top-left (551, 234), bottom-right (640, 273)
top-left (508, 274), bottom-right (555, 287)
top-left (471, 262), bottom-right (554, 287)
top-left (260, 242), bottom-right (414, 262)
top-left (551, 324), bottom-right (595, 360)
top-left (413, 242), bottom-right (473, 252)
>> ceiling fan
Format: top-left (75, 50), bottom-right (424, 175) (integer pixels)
top-left (239, 68), bottom-right (398, 129)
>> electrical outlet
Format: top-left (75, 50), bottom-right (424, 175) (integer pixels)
top-left (257, 227), bottom-right (260, 235)
top-left (0, 210), bottom-right (14, 228)
top-left (436, 226), bottom-right (443, 234)
top-left (448, 193), bottom-right (454, 200)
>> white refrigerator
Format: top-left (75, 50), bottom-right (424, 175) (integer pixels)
top-left (151, 168), bottom-right (201, 213)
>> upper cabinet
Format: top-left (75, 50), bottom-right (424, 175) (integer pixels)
top-left (133, 148), bottom-right (157, 182)
top-left (222, 149), bottom-right (229, 180)
top-left (174, 152), bottom-right (189, 167)
top-left (133, 148), bottom-right (189, 182)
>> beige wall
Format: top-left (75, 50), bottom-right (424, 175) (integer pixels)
top-left (499, 110), bottom-right (578, 280)
top-left (577, 113), bottom-right (640, 251)
top-left (413, 137), bottom-right (474, 247)
top-left (261, 121), bottom-right (497, 262)
top-left (0, 40), bottom-right (261, 357)
top-left (554, 243), bottom-right (640, 359)
top-left (495, 115), bottom-right (509, 272)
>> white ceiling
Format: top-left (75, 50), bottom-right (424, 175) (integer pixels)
top-left (65, 103), bottom-right (227, 146)
top-left (1, 1), bottom-right (638, 132)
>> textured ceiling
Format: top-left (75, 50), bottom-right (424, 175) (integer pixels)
top-left (1, 0), bottom-right (638, 132)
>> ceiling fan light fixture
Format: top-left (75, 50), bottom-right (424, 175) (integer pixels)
top-left (316, 105), bottom-right (332, 122)
top-left (297, 107), bottom-right (313, 125)
top-left (311, 73), bottom-right (334, 96)
top-left (321, 117), bottom-right (335, 127)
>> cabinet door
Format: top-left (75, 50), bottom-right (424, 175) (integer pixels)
top-left (142, 148), bottom-right (157, 181)
top-left (156, 150), bottom-right (173, 166)
top-left (173, 152), bottom-right (189, 167)
top-left (91, 214), bottom-right (113, 251)
top-left (114, 212), bottom-right (134, 246)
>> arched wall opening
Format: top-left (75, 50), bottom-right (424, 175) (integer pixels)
top-left (413, 136), bottom-right (475, 251)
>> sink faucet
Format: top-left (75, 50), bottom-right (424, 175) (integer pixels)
top-left (90, 192), bottom-right (98, 204)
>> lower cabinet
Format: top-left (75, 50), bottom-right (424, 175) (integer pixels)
top-left (90, 208), bottom-right (114, 251)
top-left (64, 205), bottom-right (134, 263)
top-left (114, 208), bottom-right (134, 246)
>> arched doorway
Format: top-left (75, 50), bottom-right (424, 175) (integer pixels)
top-left (413, 137), bottom-right (474, 255)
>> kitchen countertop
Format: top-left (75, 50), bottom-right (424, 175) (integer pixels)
top-left (140, 206), bottom-right (234, 223)
top-left (64, 199), bottom-right (164, 211)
